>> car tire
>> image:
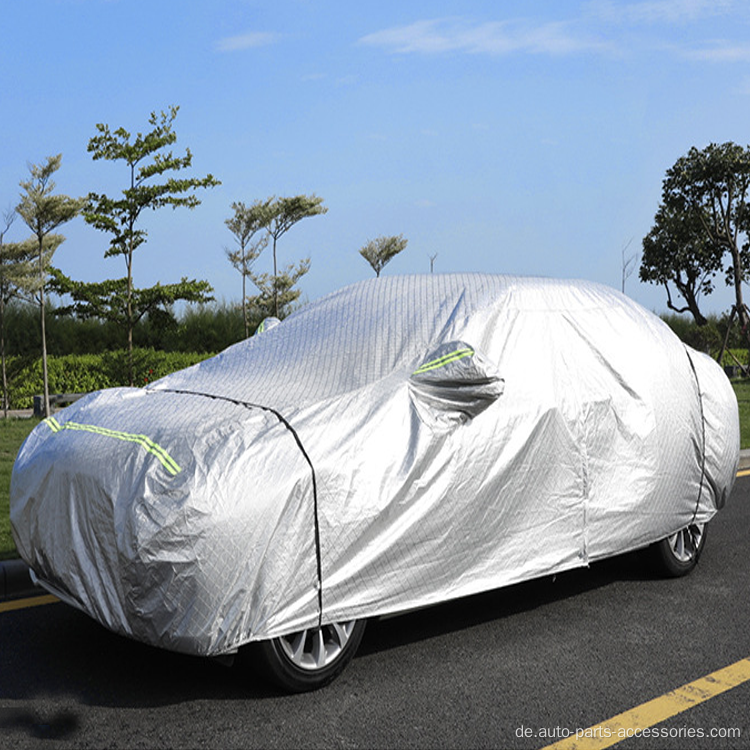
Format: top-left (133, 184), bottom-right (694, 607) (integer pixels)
top-left (649, 523), bottom-right (706, 577)
top-left (250, 619), bottom-right (366, 693)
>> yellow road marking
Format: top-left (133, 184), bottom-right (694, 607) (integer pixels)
top-left (541, 657), bottom-right (750, 750)
top-left (0, 593), bottom-right (59, 614)
top-left (736, 468), bottom-right (750, 478)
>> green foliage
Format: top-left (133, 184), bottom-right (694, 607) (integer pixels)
top-left (163, 303), bottom-right (247, 353)
top-left (731, 379), bottom-right (750, 451)
top-left (359, 234), bottom-right (408, 277)
top-left (248, 259), bottom-right (311, 320)
top-left (15, 155), bottom-right (85, 305)
top-left (0, 232), bottom-right (35, 306)
top-left (3, 300), bottom-right (246, 356)
top-left (641, 142), bottom-right (750, 333)
top-left (14, 154), bottom-right (85, 416)
top-left (52, 269), bottom-right (213, 335)
top-left (225, 200), bottom-right (270, 338)
top-left (255, 194), bottom-right (327, 317)
top-left (0, 213), bottom-right (37, 414)
top-left (4, 300), bottom-right (125, 356)
top-left (85, 106), bottom-right (221, 261)
top-left (659, 310), bottom-right (750, 357)
top-left (100, 349), bottom-right (212, 387)
top-left (721, 349), bottom-right (749, 367)
top-left (76, 105), bottom-right (219, 384)
top-left (640, 204), bottom-right (722, 325)
top-left (659, 312), bottom-right (722, 353)
top-left (5, 349), bottom-right (212, 409)
top-left (16, 155), bottom-right (85, 250)
top-left (9, 354), bottom-right (109, 407)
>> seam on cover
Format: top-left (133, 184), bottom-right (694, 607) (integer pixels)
top-left (682, 346), bottom-right (707, 524)
top-left (155, 388), bottom-right (325, 628)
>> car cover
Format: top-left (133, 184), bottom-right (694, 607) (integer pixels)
top-left (10, 274), bottom-right (740, 656)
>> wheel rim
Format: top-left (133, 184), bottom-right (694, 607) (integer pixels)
top-left (277, 621), bottom-right (358, 672)
top-left (666, 523), bottom-right (704, 563)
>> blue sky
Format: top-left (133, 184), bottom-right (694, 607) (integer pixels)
top-left (2, 0), bottom-right (750, 317)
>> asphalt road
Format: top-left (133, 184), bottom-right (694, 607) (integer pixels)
top-left (1, 478), bottom-right (749, 750)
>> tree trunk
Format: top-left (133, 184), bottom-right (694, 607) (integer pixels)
top-left (728, 244), bottom-right (750, 359)
top-left (242, 245), bottom-right (248, 338)
top-left (127, 169), bottom-right (135, 387)
top-left (127, 314), bottom-right (134, 387)
top-left (126, 232), bottom-right (134, 387)
top-left (665, 281), bottom-right (707, 326)
top-left (272, 235), bottom-right (279, 318)
top-left (40, 280), bottom-right (51, 419)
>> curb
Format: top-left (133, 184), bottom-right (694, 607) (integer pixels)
top-left (0, 558), bottom-right (40, 601)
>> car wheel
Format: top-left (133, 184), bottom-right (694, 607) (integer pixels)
top-left (649, 523), bottom-right (706, 577)
top-left (251, 619), bottom-right (366, 692)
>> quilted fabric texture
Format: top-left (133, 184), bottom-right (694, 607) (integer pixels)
top-left (10, 274), bottom-right (740, 655)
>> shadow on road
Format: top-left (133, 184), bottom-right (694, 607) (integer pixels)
top-left (0, 545), bottom-right (659, 713)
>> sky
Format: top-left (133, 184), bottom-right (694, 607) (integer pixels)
top-left (2, 0), bottom-right (750, 318)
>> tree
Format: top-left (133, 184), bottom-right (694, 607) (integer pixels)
top-left (640, 142), bottom-right (750, 340)
top-left (225, 200), bottom-right (269, 337)
top-left (0, 208), bottom-right (35, 415)
top-left (15, 155), bottom-right (84, 417)
top-left (77, 105), bottom-right (219, 384)
top-left (52, 269), bottom-right (212, 332)
top-left (640, 203), bottom-right (722, 325)
top-left (257, 195), bottom-right (327, 317)
top-left (247, 259), bottom-right (311, 321)
top-left (359, 234), bottom-right (408, 277)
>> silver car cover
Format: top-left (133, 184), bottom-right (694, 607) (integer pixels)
top-left (10, 274), bottom-right (740, 656)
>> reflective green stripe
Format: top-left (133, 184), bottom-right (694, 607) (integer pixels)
top-left (413, 347), bottom-right (475, 375)
top-left (43, 418), bottom-right (181, 476)
top-left (44, 417), bottom-right (62, 433)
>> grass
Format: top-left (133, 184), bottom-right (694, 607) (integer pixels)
top-left (0, 417), bottom-right (40, 560)
top-left (731, 379), bottom-right (750, 451)
top-left (2, 380), bottom-right (750, 561)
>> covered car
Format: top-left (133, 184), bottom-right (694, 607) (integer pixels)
top-left (10, 274), bottom-right (740, 691)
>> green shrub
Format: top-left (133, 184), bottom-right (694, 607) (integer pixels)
top-left (98, 349), bottom-right (212, 387)
top-left (4, 300), bottom-right (247, 356)
top-left (721, 349), bottom-right (749, 368)
top-left (9, 354), bottom-right (112, 408)
top-left (660, 312), bottom-right (722, 354)
top-left (5, 349), bottom-right (213, 409)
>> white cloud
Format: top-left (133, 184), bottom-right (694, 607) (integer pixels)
top-left (359, 18), bottom-right (612, 57)
top-left (335, 74), bottom-right (359, 87)
top-left (684, 39), bottom-right (750, 62)
top-left (586, 0), bottom-right (733, 25)
top-left (216, 31), bottom-right (280, 52)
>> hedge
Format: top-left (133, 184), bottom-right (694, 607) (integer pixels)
top-left (3, 349), bottom-right (213, 409)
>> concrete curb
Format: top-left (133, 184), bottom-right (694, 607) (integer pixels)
top-left (3, 449), bottom-right (749, 601)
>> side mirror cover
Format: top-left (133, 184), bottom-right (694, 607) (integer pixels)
top-left (409, 341), bottom-right (504, 430)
